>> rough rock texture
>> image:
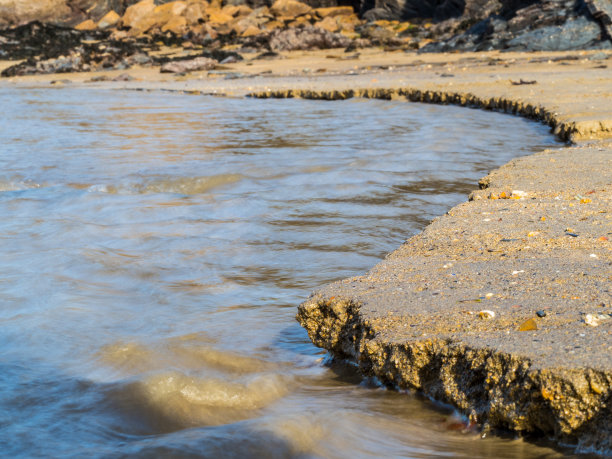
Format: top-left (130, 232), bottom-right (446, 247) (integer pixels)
top-left (423, 0), bottom-right (612, 52)
top-left (586, 0), bottom-right (612, 37)
top-left (0, 21), bottom-right (147, 75)
top-left (159, 55), bottom-right (217, 72)
top-left (251, 87), bottom-right (612, 455)
top-left (268, 25), bottom-right (351, 50)
top-left (0, 0), bottom-right (139, 28)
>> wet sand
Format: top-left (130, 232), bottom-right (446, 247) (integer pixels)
top-left (3, 48), bottom-right (611, 454)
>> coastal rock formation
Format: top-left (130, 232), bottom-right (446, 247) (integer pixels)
top-left (268, 25), bottom-right (351, 50)
top-left (422, 0), bottom-right (612, 51)
top-left (159, 55), bottom-right (216, 72)
top-left (0, 0), bottom-right (138, 28)
top-left (1, 0), bottom-right (610, 77)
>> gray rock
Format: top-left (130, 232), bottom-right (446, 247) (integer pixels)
top-left (506, 16), bottom-right (604, 51)
top-left (585, 0), bottom-right (612, 38)
top-left (160, 57), bottom-right (217, 73)
top-left (268, 26), bottom-right (351, 51)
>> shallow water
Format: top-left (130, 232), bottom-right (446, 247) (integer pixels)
top-left (0, 87), bottom-right (575, 457)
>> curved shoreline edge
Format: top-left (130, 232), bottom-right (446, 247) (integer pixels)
top-left (251, 86), bottom-right (610, 142)
top-left (3, 49), bottom-right (610, 454)
top-left (252, 87), bottom-right (611, 454)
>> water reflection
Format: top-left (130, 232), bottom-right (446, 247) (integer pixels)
top-left (0, 87), bottom-right (575, 457)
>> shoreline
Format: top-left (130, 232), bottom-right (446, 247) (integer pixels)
top-left (3, 49), bottom-right (611, 454)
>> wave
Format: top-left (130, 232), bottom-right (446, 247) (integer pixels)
top-left (0, 178), bottom-right (42, 192)
top-left (86, 174), bottom-right (245, 196)
top-left (105, 371), bottom-right (289, 432)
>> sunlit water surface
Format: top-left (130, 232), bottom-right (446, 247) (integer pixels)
top-left (0, 87), bottom-right (575, 458)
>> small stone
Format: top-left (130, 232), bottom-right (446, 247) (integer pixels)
top-left (583, 313), bottom-right (611, 327)
top-left (75, 19), bottom-right (97, 31)
top-left (98, 10), bottom-right (121, 29)
top-left (518, 318), bottom-right (538, 331)
top-left (478, 310), bottom-right (495, 319)
top-left (536, 310), bottom-right (546, 318)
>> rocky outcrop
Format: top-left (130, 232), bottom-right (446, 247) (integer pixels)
top-left (0, 0), bottom-right (139, 28)
top-left (1, 0), bottom-right (610, 77)
top-left (267, 25), bottom-right (351, 49)
top-left (160, 55), bottom-right (216, 72)
top-left (422, 0), bottom-right (612, 52)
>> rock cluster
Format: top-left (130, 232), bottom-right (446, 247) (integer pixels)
top-left (421, 0), bottom-right (612, 52)
top-left (0, 0), bottom-right (611, 76)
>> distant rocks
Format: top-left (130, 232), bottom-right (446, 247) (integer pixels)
top-left (0, 21), bottom-right (145, 77)
top-left (160, 56), bottom-right (217, 72)
top-left (268, 25), bottom-right (351, 50)
top-left (0, 0), bottom-right (611, 77)
top-left (421, 0), bottom-right (612, 52)
top-left (0, 0), bottom-right (136, 29)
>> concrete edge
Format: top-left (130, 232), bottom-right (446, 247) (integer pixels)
top-left (249, 87), bottom-right (612, 455)
top-left (297, 295), bottom-right (611, 455)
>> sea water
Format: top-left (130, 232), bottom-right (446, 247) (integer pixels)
top-left (0, 87), bottom-right (571, 457)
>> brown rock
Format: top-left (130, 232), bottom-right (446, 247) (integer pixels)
top-left (241, 25), bottom-right (261, 37)
top-left (123, 0), bottom-right (187, 36)
top-left (184, 1), bottom-right (207, 25)
top-left (223, 4), bottom-right (252, 18)
top-left (75, 19), bottom-right (97, 30)
top-left (264, 20), bottom-right (284, 30)
top-left (270, 0), bottom-right (311, 20)
top-left (205, 7), bottom-right (234, 24)
top-left (97, 10), bottom-right (120, 29)
top-left (0, 0), bottom-right (72, 28)
top-left (314, 6), bottom-right (354, 18)
top-left (160, 56), bottom-right (217, 73)
top-left (161, 15), bottom-right (188, 34)
top-left (336, 14), bottom-right (361, 33)
top-left (314, 16), bottom-right (339, 33)
top-left (288, 16), bottom-right (312, 28)
top-left (121, 0), bottom-right (155, 29)
top-left (154, 1), bottom-right (187, 18)
top-left (251, 6), bottom-right (272, 18)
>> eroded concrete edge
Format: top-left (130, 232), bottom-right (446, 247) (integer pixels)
top-left (251, 87), bottom-right (612, 142)
top-left (250, 87), bottom-right (612, 455)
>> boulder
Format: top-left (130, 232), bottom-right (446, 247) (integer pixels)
top-left (268, 25), bottom-right (351, 50)
top-left (97, 10), bottom-right (120, 28)
top-left (0, 0), bottom-right (72, 28)
top-left (241, 24), bottom-right (261, 35)
top-left (161, 14), bottom-right (187, 34)
top-left (205, 6), bottom-right (235, 24)
top-left (505, 16), bottom-right (604, 51)
top-left (120, 0), bottom-right (155, 29)
top-left (160, 56), bottom-right (217, 72)
top-left (314, 15), bottom-right (340, 32)
top-left (75, 19), bottom-right (97, 30)
top-left (314, 6), bottom-right (354, 18)
top-left (183, 1), bottom-right (207, 26)
top-left (287, 15), bottom-right (312, 26)
top-left (336, 13), bottom-right (361, 32)
top-left (121, 0), bottom-right (188, 36)
top-left (270, 0), bottom-right (312, 19)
